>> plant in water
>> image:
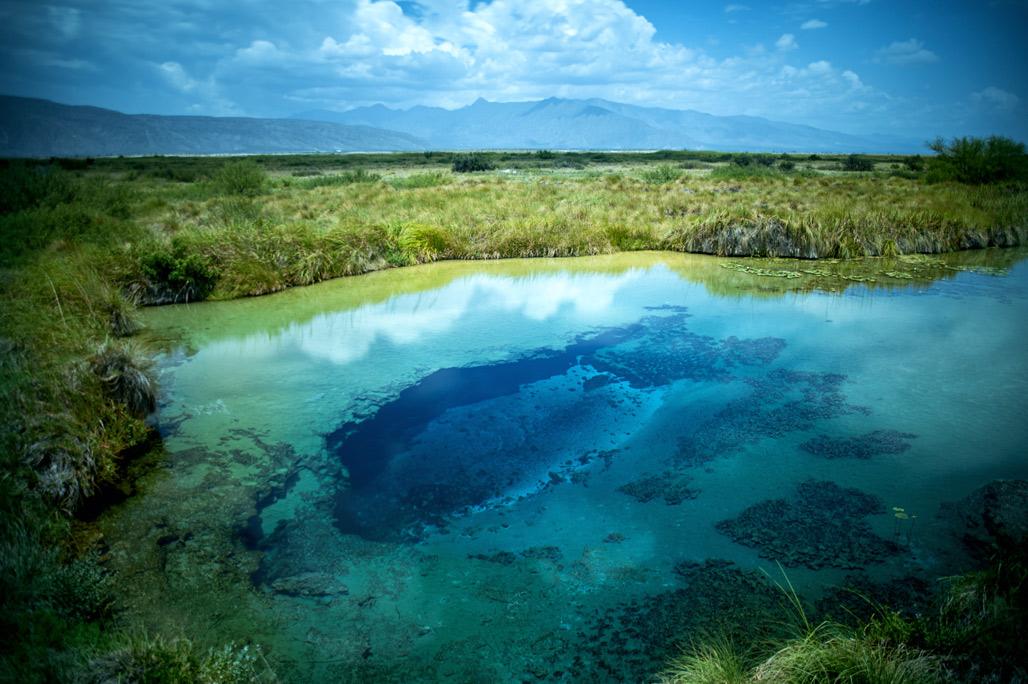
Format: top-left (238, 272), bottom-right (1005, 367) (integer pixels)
top-left (84, 633), bottom-right (275, 683)
top-left (892, 506), bottom-right (918, 545)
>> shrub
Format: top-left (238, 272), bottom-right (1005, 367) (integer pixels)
top-left (0, 163), bottom-right (76, 214)
top-left (904, 155), bottom-right (925, 172)
top-left (138, 244), bottom-right (218, 303)
top-left (842, 154), bottom-right (875, 172)
top-left (779, 160), bottom-right (796, 172)
top-left (926, 136), bottom-right (1028, 184)
top-left (451, 153), bottom-right (493, 173)
top-left (640, 164), bottom-right (682, 184)
top-left (299, 168), bottom-right (381, 188)
top-left (211, 160), bottom-right (267, 196)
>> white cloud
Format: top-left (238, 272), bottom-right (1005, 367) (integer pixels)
top-left (841, 69), bottom-right (863, 89)
top-left (801, 19), bottom-right (827, 29)
top-left (972, 86), bottom-right (1020, 112)
top-left (875, 38), bottom-right (938, 65)
top-left (724, 4), bottom-right (750, 12)
top-left (47, 6), bottom-right (80, 41)
top-left (158, 61), bottom-right (198, 93)
top-left (776, 33), bottom-right (798, 51)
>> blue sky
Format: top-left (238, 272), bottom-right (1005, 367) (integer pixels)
top-left (1, 0), bottom-right (1025, 139)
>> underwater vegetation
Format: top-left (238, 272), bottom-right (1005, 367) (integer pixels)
top-left (716, 480), bottom-right (899, 570)
top-left (676, 369), bottom-right (867, 467)
top-left (661, 494), bottom-right (1028, 684)
top-left (800, 429), bottom-right (917, 460)
top-left (574, 559), bottom-right (784, 682)
top-left (617, 470), bottom-right (699, 505)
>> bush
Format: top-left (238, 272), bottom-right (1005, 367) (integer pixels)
top-left (640, 164), bottom-right (682, 184)
top-left (904, 155), bottom-right (925, 172)
top-left (211, 160), bottom-right (267, 196)
top-left (138, 243), bottom-right (218, 303)
top-left (926, 136), bottom-right (1028, 184)
top-left (0, 163), bottom-right (76, 214)
top-left (842, 155), bottom-right (875, 172)
top-left (778, 160), bottom-right (796, 172)
top-left (451, 153), bottom-right (493, 173)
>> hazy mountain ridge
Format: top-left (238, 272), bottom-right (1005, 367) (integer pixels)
top-left (0, 96), bottom-right (427, 157)
top-left (294, 96), bottom-right (921, 153)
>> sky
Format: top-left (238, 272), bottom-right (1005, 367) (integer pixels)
top-left (1, 0), bottom-right (1025, 139)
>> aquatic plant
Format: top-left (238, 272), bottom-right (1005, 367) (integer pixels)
top-left (800, 430), bottom-right (917, 460)
top-left (84, 634), bottom-right (274, 683)
top-left (715, 480), bottom-right (898, 569)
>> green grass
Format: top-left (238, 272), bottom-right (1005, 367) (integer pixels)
top-left (660, 561), bottom-right (1028, 684)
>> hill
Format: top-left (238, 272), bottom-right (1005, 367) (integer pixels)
top-left (0, 96), bottom-right (426, 157)
top-left (294, 97), bottom-right (920, 153)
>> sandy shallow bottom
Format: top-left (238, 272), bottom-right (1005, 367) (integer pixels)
top-left (99, 250), bottom-right (1028, 681)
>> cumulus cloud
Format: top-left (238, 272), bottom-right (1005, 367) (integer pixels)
top-left (0, 0), bottom-right (886, 132)
top-left (972, 86), bottom-right (1020, 112)
top-left (776, 33), bottom-right (799, 50)
top-left (801, 19), bottom-right (827, 29)
top-left (875, 38), bottom-right (939, 65)
top-left (158, 61), bottom-right (198, 93)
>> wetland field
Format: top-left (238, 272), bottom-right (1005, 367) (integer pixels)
top-left (2, 150), bottom-right (1028, 682)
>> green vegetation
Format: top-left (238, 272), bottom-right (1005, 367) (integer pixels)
top-left (0, 140), bottom-right (1025, 680)
top-left (661, 559), bottom-right (1027, 683)
top-left (927, 136), bottom-right (1028, 184)
top-left (451, 152), bottom-right (494, 172)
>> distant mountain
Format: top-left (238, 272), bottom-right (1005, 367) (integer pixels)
top-left (0, 96), bottom-right (427, 157)
top-left (294, 97), bottom-right (921, 153)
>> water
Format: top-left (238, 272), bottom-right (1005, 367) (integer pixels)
top-left (102, 250), bottom-right (1028, 682)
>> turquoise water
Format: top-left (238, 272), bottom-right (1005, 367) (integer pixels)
top-left (105, 250), bottom-right (1028, 681)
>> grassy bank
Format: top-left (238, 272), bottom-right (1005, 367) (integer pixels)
top-left (1, 144), bottom-right (1026, 680)
top-left (660, 559), bottom-right (1028, 683)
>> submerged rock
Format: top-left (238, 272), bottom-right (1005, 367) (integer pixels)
top-left (716, 479), bottom-right (899, 569)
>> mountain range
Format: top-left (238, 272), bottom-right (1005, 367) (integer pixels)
top-left (0, 94), bottom-right (921, 157)
top-left (293, 97), bottom-right (921, 153)
top-left (0, 95), bottom-right (425, 157)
